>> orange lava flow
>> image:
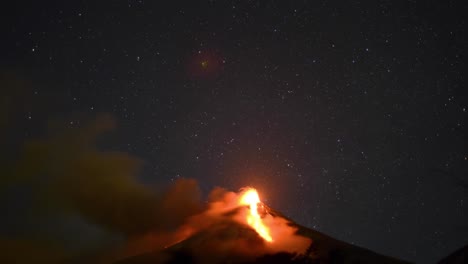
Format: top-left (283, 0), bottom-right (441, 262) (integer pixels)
top-left (239, 188), bottom-right (273, 242)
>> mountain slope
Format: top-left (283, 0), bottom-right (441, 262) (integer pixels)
top-left (437, 244), bottom-right (468, 264)
top-left (115, 204), bottom-right (411, 264)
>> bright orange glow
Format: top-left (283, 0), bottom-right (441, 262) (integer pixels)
top-left (238, 188), bottom-right (273, 242)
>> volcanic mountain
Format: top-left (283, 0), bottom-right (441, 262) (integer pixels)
top-left (114, 188), bottom-right (412, 264)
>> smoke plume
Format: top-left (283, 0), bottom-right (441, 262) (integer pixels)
top-left (0, 111), bottom-right (205, 262)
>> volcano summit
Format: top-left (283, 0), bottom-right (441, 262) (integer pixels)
top-left (114, 188), bottom-right (411, 264)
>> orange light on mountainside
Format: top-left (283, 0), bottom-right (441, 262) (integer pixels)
top-left (162, 185), bottom-right (311, 255)
top-left (238, 188), bottom-right (273, 242)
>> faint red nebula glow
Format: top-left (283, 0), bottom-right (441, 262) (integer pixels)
top-left (186, 50), bottom-right (223, 79)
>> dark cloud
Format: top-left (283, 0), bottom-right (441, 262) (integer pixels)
top-left (0, 109), bottom-right (204, 262)
top-left (0, 238), bottom-right (66, 263)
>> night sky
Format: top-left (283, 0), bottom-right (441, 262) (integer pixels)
top-left (1, 1), bottom-right (467, 263)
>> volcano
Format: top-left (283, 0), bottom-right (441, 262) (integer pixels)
top-left (113, 188), bottom-right (411, 264)
top-left (115, 210), bottom-right (410, 264)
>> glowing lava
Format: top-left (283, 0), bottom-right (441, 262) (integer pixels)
top-left (239, 188), bottom-right (273, 242)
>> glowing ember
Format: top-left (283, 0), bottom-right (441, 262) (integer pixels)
top-left (239, 188), bottom-right (273, 242)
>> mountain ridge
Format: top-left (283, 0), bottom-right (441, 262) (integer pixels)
top-left (114, 203), bottom-right (412, 264)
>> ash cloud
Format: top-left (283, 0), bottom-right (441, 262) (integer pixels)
top-left (2, 114), bottom-right (202, 235)
top-left (0, 90), bottom-right (204, 262)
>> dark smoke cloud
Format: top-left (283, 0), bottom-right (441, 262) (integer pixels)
top-left (0, 238), bottom-right (67, 263)
top-left (3, 114), bottom-right (202, 235)
top-left (0, 76), bottom-right (205, 262)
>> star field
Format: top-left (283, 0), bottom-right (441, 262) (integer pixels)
top-left (1, 1), bottom-right (467, 263)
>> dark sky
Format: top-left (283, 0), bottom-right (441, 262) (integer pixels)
top-left (1, 1), bottom-right (467, 263)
